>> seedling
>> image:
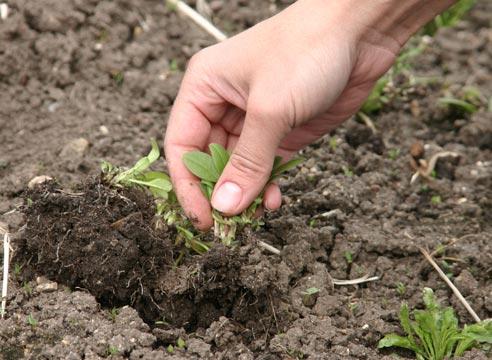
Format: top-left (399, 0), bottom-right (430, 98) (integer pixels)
top-left (108, 307), bottom-right (119, 322)
top-left (396, 282), bottom-right (406, 297)
top-left (342, 166), bottom-right (353, 177)
top-left (388, 148), bottom-right (401, 161)
top-left (431, 195), bottom-right (442, 205)
top-left (107, 346), bottom-right (119, 356)
top-left (302, 287), bottom-right (320, 296)
top-left (378, 288), bottom-right (492, 359)
top-left (27, 313), bottom-right (38, 328)
top-left (102, 139), bottom-right (205, 254)
top-left (183, 143), bottom-right (302, 245)
top-left (343, 251), bottom-right (353, 264)
top-left (177, 337), bottom-right (186, 349)
top-left (438, 97), bottom-right (477, 114)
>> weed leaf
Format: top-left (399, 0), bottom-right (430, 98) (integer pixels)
top-left (378, 334), bottom-right (419, 353)
top-left (270, 157), bottom-right (303, 181)
top-left (128, 177), bottom-right (172, 198)
top-left (209, 143), bottom-right (229, 174)
top-left (200, 180), bottom-right (214, 200)
top-left (183, 151), bottom-right (219, 182)
top-left (438, 97), bottom-right (477, 114)
top-left (130, 139), bottom-right (160, 174)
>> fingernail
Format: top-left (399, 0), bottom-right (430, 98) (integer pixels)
top-left (211, 182), bottom-right (242, 213)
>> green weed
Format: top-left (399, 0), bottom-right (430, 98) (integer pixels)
top-left (183, 143), bottom-right (302, 245)
top-left (378, 288), bottom-right (492, 359)
top-left (423, 0), bottom-right (476, 36)
top-left (27, 314), bottom-right (38, 328)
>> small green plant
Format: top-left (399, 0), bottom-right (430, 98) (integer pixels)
top-left (112, 71), bottom-right (124, 87)
top-left (302, 287), bottom-right (320, 296)
top-left (183, 143), bottom-right (302, 245)
top-left (342, 166), bottom-right (353, 177)
top-left (107, 346), bottom-right (119, 356)
top-left (438, 97), bottom-right (477, 114)
top-left (431, 195), bottom-right (442, 205)
top-left (22, 282), bottom-right (33, 296)
top-left (167, 344), bottom-right (174, 353)
top-left (169, 59), bottom-right (179, 72)
top-left (329, 137), bottom-right (338, 151)
top-left (388, 148), bottom-right (401, 161)
top-left (344, 251), bottom-right (353, 264)
top-left (177, 337), bottom-right (186, 349)
top-left (396, 282), bottom-right (406, 297)
top-left (379, 288), bottom-right (492, 359)
top-left (423, 0), bottom-right (476, 36)
top-left (13, 263), bottom-right (22, 276)
top-left (108, 307), bottom-right (119, 322)
top-left (27, 313), bottom-right (38, 328)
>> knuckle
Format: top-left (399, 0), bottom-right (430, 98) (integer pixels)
top-left (229, 150), bottom-right (269, 180)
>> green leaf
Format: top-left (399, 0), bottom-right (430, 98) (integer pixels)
top-left (272, 156), bottom-right (283, 173)
top-left (270, 157), bottom-right (303, 181)
top-left (200, 181), bottom-right (214, 200)
top-left (438, 97), bottom-right (477, 114)
top-left (128, 177), bottom-right (172, 199)
top-left (422, 287), bottom-right (439, 310)
top-left (129, 139), bottom-right (160, 174)
top-left (182, 151), bottom-right (219, 182)
top-left (176, 226), bottom-right (194, 241)
top-left (209, 143), bottom-right (229, 175)
top-left (378, 334), bottom-right (419, 353)
top-left (399, 304), bottom-right (415, 340)
top-left (114, 139), bottom-right (161, 183)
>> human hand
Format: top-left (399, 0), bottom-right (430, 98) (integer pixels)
top-left (164, 0), bottom-right (455, 230)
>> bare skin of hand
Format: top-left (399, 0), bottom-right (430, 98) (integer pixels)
top-left (164, 0), bottom-right (455, 230)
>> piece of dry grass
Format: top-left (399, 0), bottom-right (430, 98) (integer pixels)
top-left (419, 246), bottom-right (481, 323)
top-left (166, 0), bottom-right (227, 42)
top-left (1, 225), bottom-right (10, 319)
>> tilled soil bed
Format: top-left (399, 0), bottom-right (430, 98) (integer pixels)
top-left (1, 0), bottom-right (491, 359)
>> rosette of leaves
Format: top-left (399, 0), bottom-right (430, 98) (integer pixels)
top-left (378, 287), bottom-right (492, 359)
top-left (183, 143), bottom-right (302, 245)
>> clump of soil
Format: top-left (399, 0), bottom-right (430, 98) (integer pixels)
top-left (16, 178), bottom-right (287, 338)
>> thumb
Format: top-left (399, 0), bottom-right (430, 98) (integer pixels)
top-left (211, 106), bottom-right (288, 215)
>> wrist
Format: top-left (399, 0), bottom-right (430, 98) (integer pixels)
top-left (314, 0), bottom-right (456, 54)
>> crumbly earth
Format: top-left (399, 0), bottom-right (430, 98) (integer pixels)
top-left (0, 0), bottom-right (491, 359)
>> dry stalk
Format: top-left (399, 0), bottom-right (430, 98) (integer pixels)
top-left (332, 274), bottom-right (379, 286)
top-left (1, 227), bottom-right (10, 319)
top-left (258, 240), bottom-right (280, 255)
top-left (411, 151), bottom-right (460, 184)
top-left (166, 0), bottom-right (227, 42)
top-left (357, 112), bottom-right (378, 134)
top-left (419, 247), bottom-right (481, 323)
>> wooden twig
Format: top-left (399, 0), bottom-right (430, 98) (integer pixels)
top-left (419, 247), bottom-right (481, 323)
top-left (258, 240), bottom-right (280, 255)
top-left (332, 274), bottom-right (379, 286)
top-left (166, 0), bottom-right (227, 42)
top-left (1, 231), bottom-right (10, 319)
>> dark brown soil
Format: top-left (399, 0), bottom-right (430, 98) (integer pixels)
top-left (1, 0), bottom-right (491, 359)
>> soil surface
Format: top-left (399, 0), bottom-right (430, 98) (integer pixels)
top-left (1, 0), bottom-right (491, 359)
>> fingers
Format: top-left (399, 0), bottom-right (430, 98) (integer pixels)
top-left (164, 55), bottom-right (230, 230)
top-left (263, 183), bottom-right (282, 211)
top-left (211, 102), bottom-right (288, 215)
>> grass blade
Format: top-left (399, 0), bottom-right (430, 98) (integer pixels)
top-left (209, 143), bottom-right (229, 174)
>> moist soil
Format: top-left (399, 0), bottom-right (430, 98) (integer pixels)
top-left (0, 0), bottom-right (491, 359)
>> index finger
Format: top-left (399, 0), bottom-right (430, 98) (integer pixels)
top-left (164, 73), bottom-right (227, 230)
